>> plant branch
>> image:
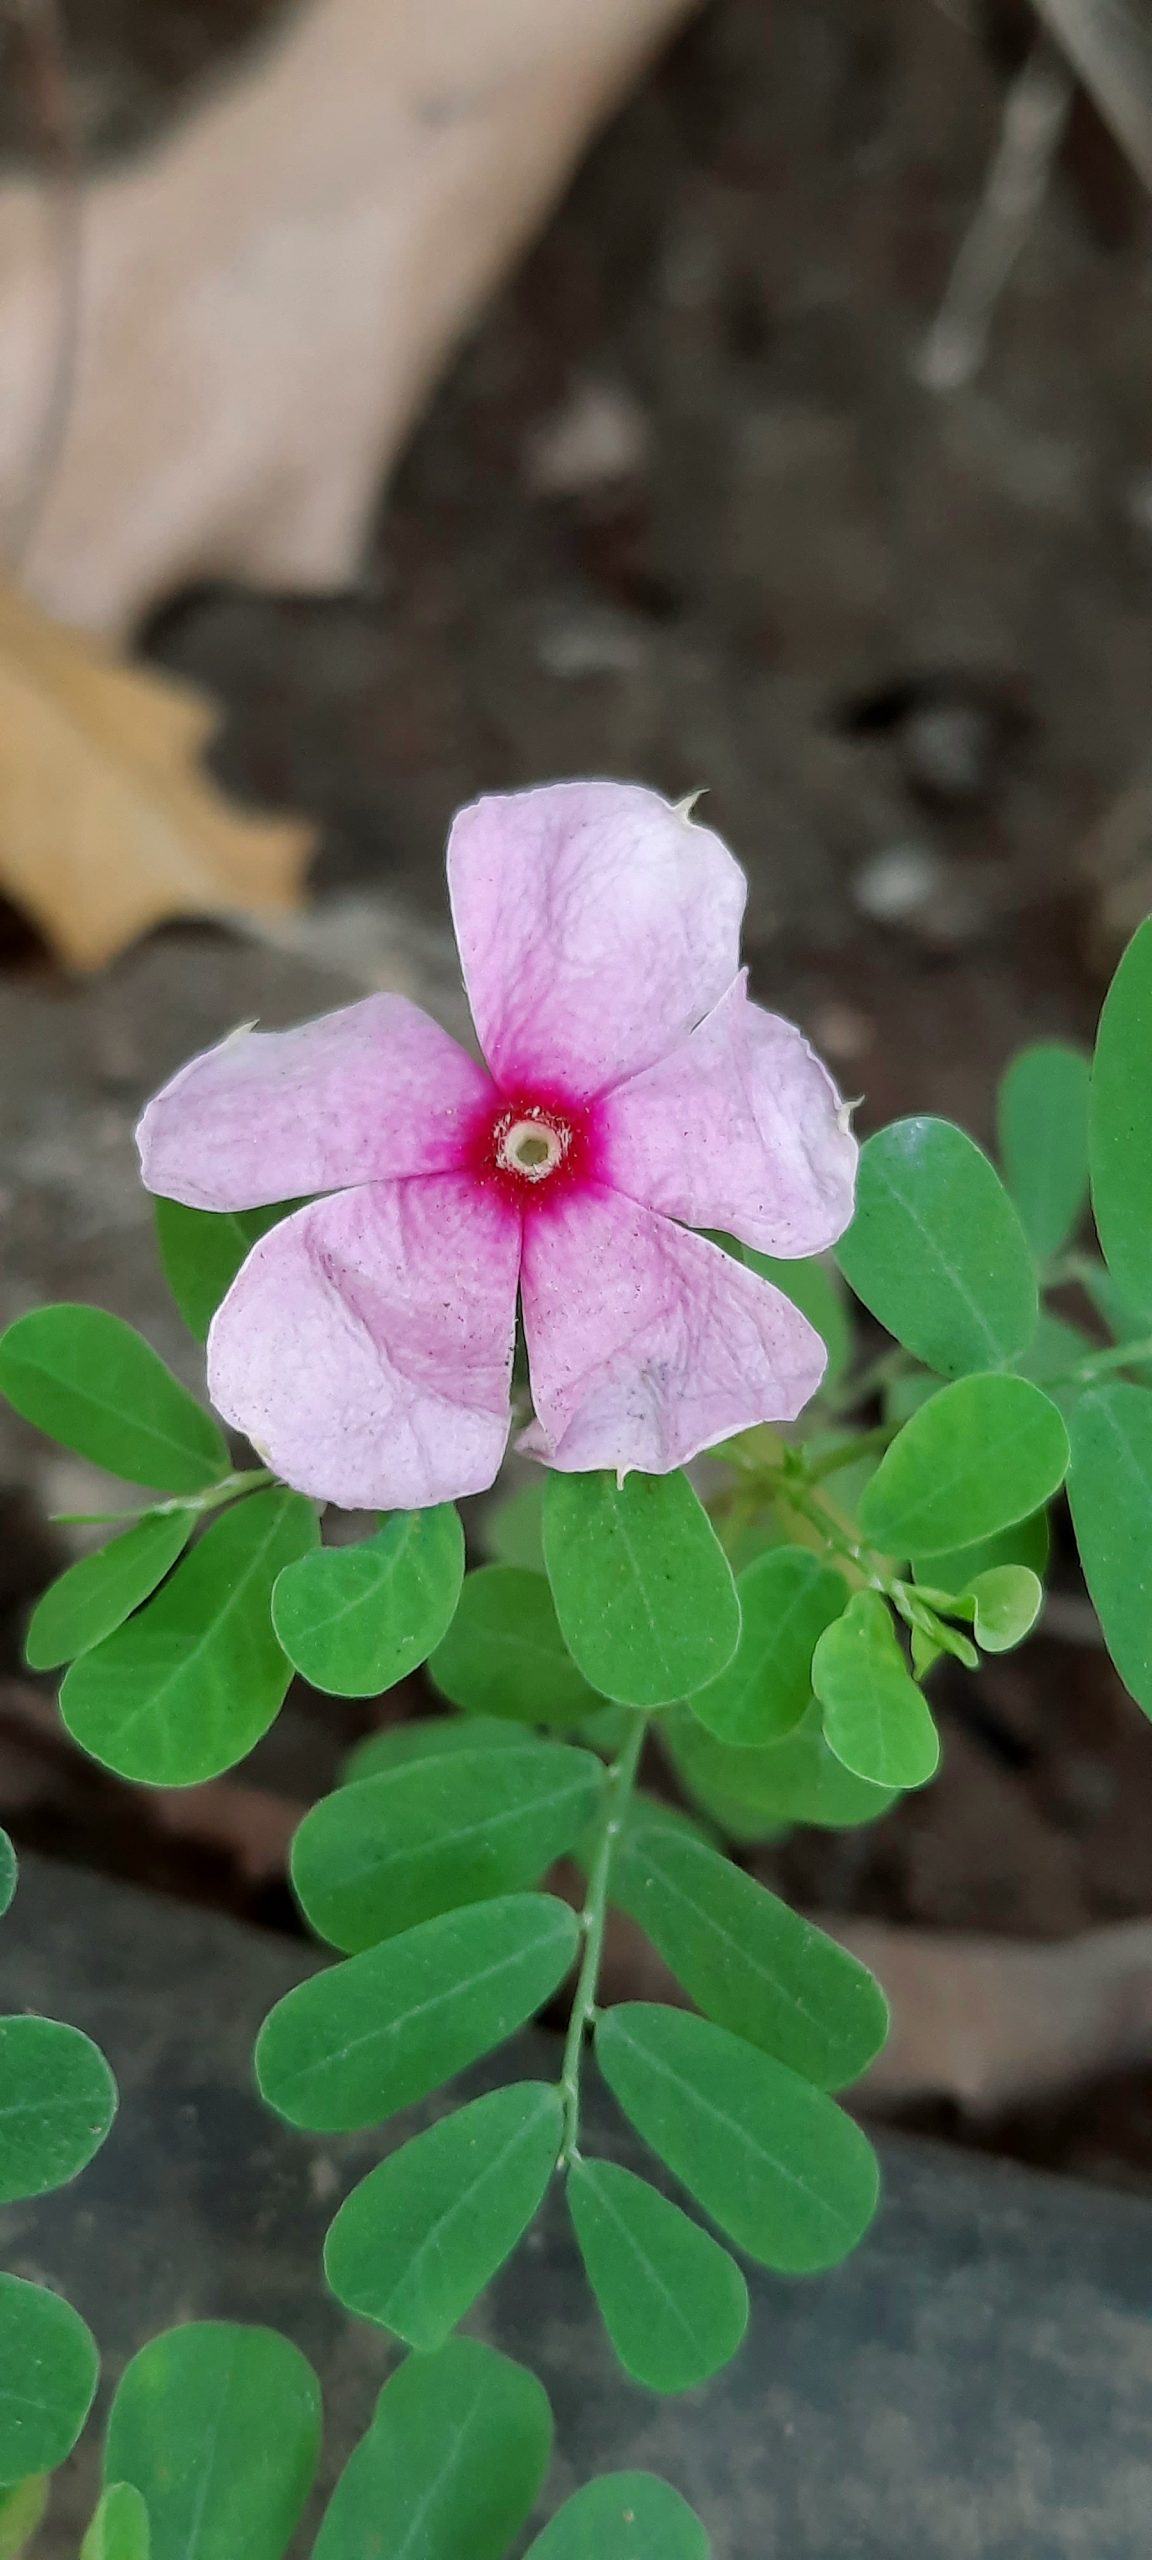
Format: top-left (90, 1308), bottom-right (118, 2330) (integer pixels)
top-left (558, 1710), bottom-right (646, 2168)
top-left (1056, 1332), bottom-right (1152, 1387)
top-left (52, 1466), bottom-right (274, 1529)
top-left (153, 1467), bottom-right (274, 1517)
top-left (917, 35), bottom-right (1073, 392)
top-left (804, 1425), bottom-right (894, 1484)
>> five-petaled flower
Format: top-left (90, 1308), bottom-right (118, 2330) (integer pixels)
top-left (138, 782), bottom-right (857, 1509)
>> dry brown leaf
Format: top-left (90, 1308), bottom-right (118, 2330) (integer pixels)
top-left (826, 1912), bottom-right (1152, 2116)
top-left (0, 576), bottom-right (312, 967)
top-left (0, 0), bottom-right (697, 635)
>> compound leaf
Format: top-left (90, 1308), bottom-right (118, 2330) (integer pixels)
top-left (543, 1473), bottom-right (739, 1709)
top-left (60, 1489), bottom-right (317, 1784)
top-left (325, 2082), bottom-right (561, 2348)
top-left (838, 1118), bottom-right (1036, 1376)
top-left (312, 2339), bottom-right (551, 2560)
top-left (257, 1894), bottom-right (578, 2132)
top-left (567, 2159), bottom-right (747, 2393)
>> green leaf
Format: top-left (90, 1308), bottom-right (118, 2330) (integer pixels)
top-left (272, 1507), bottom-right (463, 1698)
top-left (663, 1702), bottom-right (898, 1836)
top-left (294, 1739), bottom-right (603, 1949)
top-left (1068, 1384), bottom-right (1152, 1710)
top-left (0, 1835), bottom-right (14, 1923)
top-left (0, 2276), bottom-right (98, 2486)
top-left (0, 2476), bottom-right (48, 2558)
top-left (24, 1512), bottom-right (193, 1672)
top-left (899, 1589), bottom-right (978, 1672)
top-left (103, 2323), bottom-right (319, 2560)
top-left (812, 1591), bottom-right (939, 1789)
top-left (741, 1249), bottom-right (852, 1386)
top-left (597, 2004), bottom-right (879, 2274)
top-left (997, 1041), bottom-right (1091, 1261)
top-left (911, 1507), bottom-right (1049, 1592)
top-left (60, 1489), bottom-right (317, 1784)
top-left (483, 1481), bottom-right (546, 1572)
top-left (968, 1564), bottom-right (1043, 1653)
top-left (688, 1548), bottom-right (845, 1747)
top-left (312, 2338), bottom-right (552, 2560)
top-left (0, 1307), bottom-right (229, 1492)
top-left (325, 2082), bottom-right (561, 2347)
top-left (837, 1119), bottom-right (1037, 1376)
top-left (524, 2474), bottom-right (709, 2560)
top-left (81, 2484), bottom-right (151, 2560)
top-left (543, 1473), bottom-right (740, 1709)
top-left (429, 1566), bottom-right (600, 1727)
top-left (612, 1823), bottom-right (887, 2087)
top-left (154, 1197), bottom-right (300, 1343)
top-left (257, 1892), bottom-right (578, 2132)
top-left (567, 2159), bottom-right (747, 2393)
top-left (859, 1374), bottom-right (1069, 1557)
top-left (0, 2018), bottom-right (116, 2202)
top-left (340, 1715), bottom-right (521, 1785)
top-left (1090, 914), bottom-right (1152, 1318)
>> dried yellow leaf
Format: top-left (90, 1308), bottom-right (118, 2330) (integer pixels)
top-left (0, 580), bottom-right (312, 969)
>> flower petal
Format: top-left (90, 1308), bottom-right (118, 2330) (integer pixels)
top-left (448, 781), bottom-right (746, 1099)
top-left (138, 995), bottom-right (492, 1210)
top-left (600, 974), bottom-right (857, 1256)
top-left (208, 1178), bottom-right (521, 1509)
top-left (519, 1187), bottom-right (826, 1476)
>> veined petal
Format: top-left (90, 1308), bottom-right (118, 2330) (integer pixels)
top-left (601, 974), bottom-right (857, 1256)
top-left (448, 780), bottom-right (746, 1100)
top-left (519, 1188), bottom-right (826, 1477)
top-left (207, 1178), bottom-right (520, 1510)
top-left (138, 995), bottom-right (492, 1210)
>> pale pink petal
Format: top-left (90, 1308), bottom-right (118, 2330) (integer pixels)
top-left (519, 1188), bottom-right (825, 1476)
top-left (207, 1178), bottom-right (520, 1509)
top-left (448, 781), bottom-right (746, 1100)
top-left (138, 995), bottom-right (493, 1211)
top-left (600, 973), bottom-right (857, 1257)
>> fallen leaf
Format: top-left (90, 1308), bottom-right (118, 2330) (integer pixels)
top-left (817, 1911), bottom-right (1152, 2116)
top-left (0, 0), bottom-right (697, 635)
top-left (0, 576), bottom-right (312, 967)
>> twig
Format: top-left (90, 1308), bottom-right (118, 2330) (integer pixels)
top-left (917, 35), bottom-right (1074, 393)
top-left (557, 1711), bottom-right (646, 2167)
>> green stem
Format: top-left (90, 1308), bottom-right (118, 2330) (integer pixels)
top-left (822, 1343), bottom-right (910, 1418)
top-left (804, 1424), bottom-right (893, 1484)
top-left (53, 1467), bottom-right (273, 1530)
top-left (152, 1467), bottom-right (273, 1517)
top-left (1061, 1333), bottom-right (1152, 1387)
top-left (558, 1710), bottom-right (646, 2168)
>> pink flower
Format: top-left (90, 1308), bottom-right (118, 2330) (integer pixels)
top-left (138, 782), bottom-right (856, 1510)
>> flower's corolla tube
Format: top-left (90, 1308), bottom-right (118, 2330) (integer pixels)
top-left (137, 781), bottom-right (857, 1507)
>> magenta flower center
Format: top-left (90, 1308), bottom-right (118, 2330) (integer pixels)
top-left (470, 1089), bottom-right (593, 1204)
top-left (496, 1112), bottom-right (569, 1181)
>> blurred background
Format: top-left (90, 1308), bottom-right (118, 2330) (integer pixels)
top-left (3, 0), bottom-right (1152, 2199)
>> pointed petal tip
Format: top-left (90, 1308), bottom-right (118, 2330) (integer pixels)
top-left (135, 992), bottom-right (491, 1212)
top-left (448, 778), bottom-right (746, 1098)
